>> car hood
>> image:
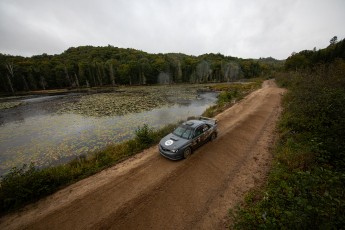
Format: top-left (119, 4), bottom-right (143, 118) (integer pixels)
top-left (159, 133), bottom-right (190, 150)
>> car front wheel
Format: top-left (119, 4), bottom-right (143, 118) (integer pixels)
top-left (183, 147), bottom-right (192, 159)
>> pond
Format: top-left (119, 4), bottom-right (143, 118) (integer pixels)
top-left (0, 85), bottom-right (218, 176)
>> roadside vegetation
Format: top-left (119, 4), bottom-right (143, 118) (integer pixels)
top-left (0, 79), bottom-right (262, 215)
top-left (230, 37), bottom-right (345, 229)
top-left (202, 79), bottom-right (262, 117)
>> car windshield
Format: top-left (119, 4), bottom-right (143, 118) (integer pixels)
top-left (173, 125), bottom-right (193, 139)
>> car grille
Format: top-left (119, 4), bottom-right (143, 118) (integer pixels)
top-left (161, 146), bottom-right (170, 152)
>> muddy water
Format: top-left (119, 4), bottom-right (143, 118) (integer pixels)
top-left (0, 91), bottom-right (217, 176)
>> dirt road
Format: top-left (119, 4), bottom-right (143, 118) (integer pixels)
top-left (0, 80), bottom-right (285, 229)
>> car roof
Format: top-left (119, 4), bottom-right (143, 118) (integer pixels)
top-left (181, 120), bottom-right (205, 128)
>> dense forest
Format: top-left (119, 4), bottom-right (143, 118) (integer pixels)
top-left (0, 46), bottom-right (282, 94)
top-left (285, 36), bottom-right (345, 70)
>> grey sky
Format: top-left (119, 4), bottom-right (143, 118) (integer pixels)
top-left (0, 0), bottom-right (344, 59)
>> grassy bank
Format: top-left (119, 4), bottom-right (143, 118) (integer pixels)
top-left (202, 79), bottom-right (263, 117)
top-left (230, 61), bottom-right (345, 229)
top-left (0, 80), bottom-right (262, 215)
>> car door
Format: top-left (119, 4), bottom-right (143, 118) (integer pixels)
top-left (201, 124), bottom-right (212, 141)
top-left (191, 125), bottom-right (207, 148)
top-left (200, 124), bottom-right (211, 144)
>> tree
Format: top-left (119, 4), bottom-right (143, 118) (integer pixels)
top-left (221, 61), bottom-right (230, 82)
top-left (330, 36), bottom-right (338, 45)
top-left (5, 62), bottom-right (15, 94)
top-left (0, 44), bottom-right (285, 92)
top-left (118, 63), bottom-right (130, 84)
top-left (106, 59), bottom-right (118, 86)
top-left (63, 63), bottom-right (73, 88)
top-left (95, 62), bottom-right (104, 86)
top-left (53, 64), bottom-right (69, 88)
top-left (196, 60), bottom-right (210, 83)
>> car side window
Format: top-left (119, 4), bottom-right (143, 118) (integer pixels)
top-left (182, 128), bottom-right (192, 139)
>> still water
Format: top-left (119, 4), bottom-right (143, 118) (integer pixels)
top-left (0, 92), bottom-right (217, 176)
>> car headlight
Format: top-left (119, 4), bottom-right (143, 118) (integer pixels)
top-left (171, 149), bottom-right (178, 153)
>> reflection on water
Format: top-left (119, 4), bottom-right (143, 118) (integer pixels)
top-left (21, 95), bottom-right (65, 103)
top-left (0, 92), bottom-right (217, 176)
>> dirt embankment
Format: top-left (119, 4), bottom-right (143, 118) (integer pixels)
top-left (0, 80), bottom-right (285, 229)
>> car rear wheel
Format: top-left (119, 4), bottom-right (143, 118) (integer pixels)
top-left (210, 132), bottom-right (217, 141)
top-left (183, 147), bottom-right (192, 159)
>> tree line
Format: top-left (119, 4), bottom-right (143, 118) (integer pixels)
top-left (285, 36), bottom-right (345, 71)
top-left (0, 45), bottom-right (282, 94)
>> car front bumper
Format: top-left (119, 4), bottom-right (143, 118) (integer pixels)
top-left (159, 145), bottom-right (183, 160)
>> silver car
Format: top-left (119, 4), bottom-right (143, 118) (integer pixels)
top-left (159, 117), bottom-right (218, 160)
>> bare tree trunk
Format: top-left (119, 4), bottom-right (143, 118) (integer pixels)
top-left (109, 63), bottom-right (115, 86)
top-left (74, 73), bottom-right (80, 88)
top-left (5, 62), bottom-right (15, 94)
top-left (64, 65), bottom-right (72, 87)
top-left (139, 70), bottom-right (143, 85)
top-left (5, 62), bottom-right (14, 77)
top-left (97, 64), bottom-right (103, 86)
top-left (177, 61), bottom-right (182, 83)
top-left (87, 66), bottom-right (95, 87)
top-left (101, 64), bottom-right (106, 85)
top-left (6, 74), bottom-right (14, 94)
top-left (21, 75), bottom-right (29, 91)
top-left (142, 72), bottom-right (146, 85)
top-left (92, 74), bottom-right (96, 87)
top-left (40, 76), bottom-right (47, 90)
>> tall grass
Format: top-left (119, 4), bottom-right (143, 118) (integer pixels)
top-left (230, 60), bottom-right (345, 229)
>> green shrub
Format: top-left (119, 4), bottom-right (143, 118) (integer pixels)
top-left (135, 124), bottom-right (154, 147)
top-left (0, 164), bottom-right (67, 212)
top-left (218, 89), bottom-right (239, 106)
top-left (202, 105), bottom-right (218, 118)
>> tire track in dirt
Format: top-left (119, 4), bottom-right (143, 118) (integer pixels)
top-left (0, 80), bottom-right (285, 230)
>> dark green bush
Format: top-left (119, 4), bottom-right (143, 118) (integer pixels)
top-left (0, 164), bottom-right (69, 212)
top-left (135, 124), bottom-right (155, 147)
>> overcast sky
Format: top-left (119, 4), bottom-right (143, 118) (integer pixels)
top-left (0, 0), bottom-right (344, 59)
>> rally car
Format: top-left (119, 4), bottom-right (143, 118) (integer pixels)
top-left (159, 117), bottom-right (218, 160)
